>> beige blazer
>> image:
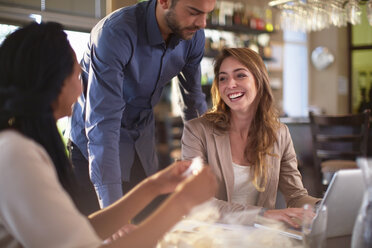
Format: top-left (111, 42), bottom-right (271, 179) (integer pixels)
top-left (182, 116), bottom-right (320, 213)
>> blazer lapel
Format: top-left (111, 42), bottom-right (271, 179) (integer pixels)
top-left (213, 129), bottom-right (234, 202)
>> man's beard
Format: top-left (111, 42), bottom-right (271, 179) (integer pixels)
top-left (165, 9), bottom-right (198, 40)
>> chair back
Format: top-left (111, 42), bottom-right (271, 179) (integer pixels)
top-left (309, 110), bottom-right (370, 177)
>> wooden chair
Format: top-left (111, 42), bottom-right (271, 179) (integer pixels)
top-left (309, 110), bottom-right (370, 188)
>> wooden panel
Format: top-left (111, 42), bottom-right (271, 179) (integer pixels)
top-left (0, 0), bottom-right (106, 18)
top-left (106, 0), bottom-right (136, 14)
top-left (0, 0), bottom-right (40, 9)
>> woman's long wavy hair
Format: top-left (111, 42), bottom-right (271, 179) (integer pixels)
top-left (0, 22), bottom-right (77, 200)
top-left (204, 48), bottom-right (280, 191)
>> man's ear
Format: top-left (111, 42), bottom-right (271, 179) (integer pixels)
top-left (158, 0), bottom-right (171, 10)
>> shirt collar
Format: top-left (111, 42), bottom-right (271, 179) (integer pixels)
top-left (146, 0), bottom-right (182, 48)
top-left (146, 0), bottom-right (164, 46)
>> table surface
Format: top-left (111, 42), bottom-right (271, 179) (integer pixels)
top-left (159, 220), bottom-right (352, 248)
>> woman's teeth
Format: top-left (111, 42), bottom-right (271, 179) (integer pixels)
top-left (228, 92), bottom-right (244, 100)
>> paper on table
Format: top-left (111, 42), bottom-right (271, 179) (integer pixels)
top-left (253, 223), bottom-right (303, 240)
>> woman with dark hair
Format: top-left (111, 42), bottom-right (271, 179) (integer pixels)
top-left (0, 22), bottom-right (216, 247)
top-left (182, 48), bottom-right (320, 227)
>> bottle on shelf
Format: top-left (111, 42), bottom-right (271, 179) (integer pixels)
top-left (265, 8), bottom-right (274, 32)
top-left (233, 2), bottom-right (243, 25)
top-left (255, 7), bottom-right (266, 31)
top-left (204, 1), bottom-right (274, 62)
top-left (209, 2), bottom-right (220, 25)
top-left (242, 5), bottom-right (251, 27)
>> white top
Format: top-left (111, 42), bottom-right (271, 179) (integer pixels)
top-left (231, 162), bottom-right (259, 206)
top-left (0, 130), bottom-right (102, 248)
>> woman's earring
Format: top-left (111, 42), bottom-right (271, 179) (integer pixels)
top-left (8, 117), bottom-right (15, 126)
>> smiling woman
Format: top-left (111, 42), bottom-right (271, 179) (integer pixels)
top-left (187, 47), bottom-right (280, 191)
top-left (182, 47), bottom-right (321, 228)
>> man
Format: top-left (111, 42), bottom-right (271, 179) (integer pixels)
top-left (69, 0), bottom-right (216, 214)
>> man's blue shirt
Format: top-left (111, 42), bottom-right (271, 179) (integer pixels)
top-left (70, 0), bottom-right (207, 207)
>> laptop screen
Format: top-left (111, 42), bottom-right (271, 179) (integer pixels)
top-left (317, 169), bottom-right (364, 238)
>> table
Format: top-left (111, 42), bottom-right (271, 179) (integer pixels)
top-left (158, 219), bottom-right (352, 248)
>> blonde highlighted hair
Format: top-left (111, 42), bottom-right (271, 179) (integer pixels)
top-left (204, 48), bottom-right (280, 191)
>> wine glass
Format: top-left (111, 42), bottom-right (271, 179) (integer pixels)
top-left (345, 0), bottom-right (362, 25)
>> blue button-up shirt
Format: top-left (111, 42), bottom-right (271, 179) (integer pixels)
top-left (70, 0), bottom-right (207, 207)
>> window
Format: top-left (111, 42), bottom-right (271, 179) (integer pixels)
top-left (0, 24), bottom-right (18, 44)
top-left (350, 5), bottom-right (372, 113)
top-left (283, 30), bottom-right (308, 117)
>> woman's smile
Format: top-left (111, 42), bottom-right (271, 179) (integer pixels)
top-left (228, 91), bottom-right (245, 101)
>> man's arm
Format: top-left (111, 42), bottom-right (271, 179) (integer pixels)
top-left (85, 25), bottom-right (131, 207)
top-left (177, 30), bottom-right (208, 120)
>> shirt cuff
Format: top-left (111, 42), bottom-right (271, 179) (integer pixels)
top-left (94, 183), bottom-right (123, 208)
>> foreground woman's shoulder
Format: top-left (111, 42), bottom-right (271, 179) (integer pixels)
top-left (0, 130), bottom-right (51, 170)
top-left (0, 130), bottom-right (40, 151)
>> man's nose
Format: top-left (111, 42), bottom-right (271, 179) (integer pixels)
top-left (195, 14), bottom-right (207, 29)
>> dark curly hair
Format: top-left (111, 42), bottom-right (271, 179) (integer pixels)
top-left (0, 22), bottom-right (77, 199)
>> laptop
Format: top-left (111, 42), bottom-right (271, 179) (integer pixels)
top-left (315, 168), bottom-right (364, 238)
top-left (254, 168), bottom-right (364, 240)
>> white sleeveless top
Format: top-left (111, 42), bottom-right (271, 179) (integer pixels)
top-left (231, 162), bottom-right (259, 206)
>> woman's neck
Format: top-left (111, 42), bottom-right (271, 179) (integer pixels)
top-left (229, 110), bottom-right (255, 138)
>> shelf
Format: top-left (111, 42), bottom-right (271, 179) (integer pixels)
top-left (204, 49), bottom-right (220, 58)
top-left (205, 23), bottom-right (274, 35)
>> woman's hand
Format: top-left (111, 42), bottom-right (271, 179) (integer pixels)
top-left (175, 166), bottom-right (217, 209)
top-left (263, 208), bottom-right (314, 228)
top-left (147, 160), bottom-right (191, 195)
